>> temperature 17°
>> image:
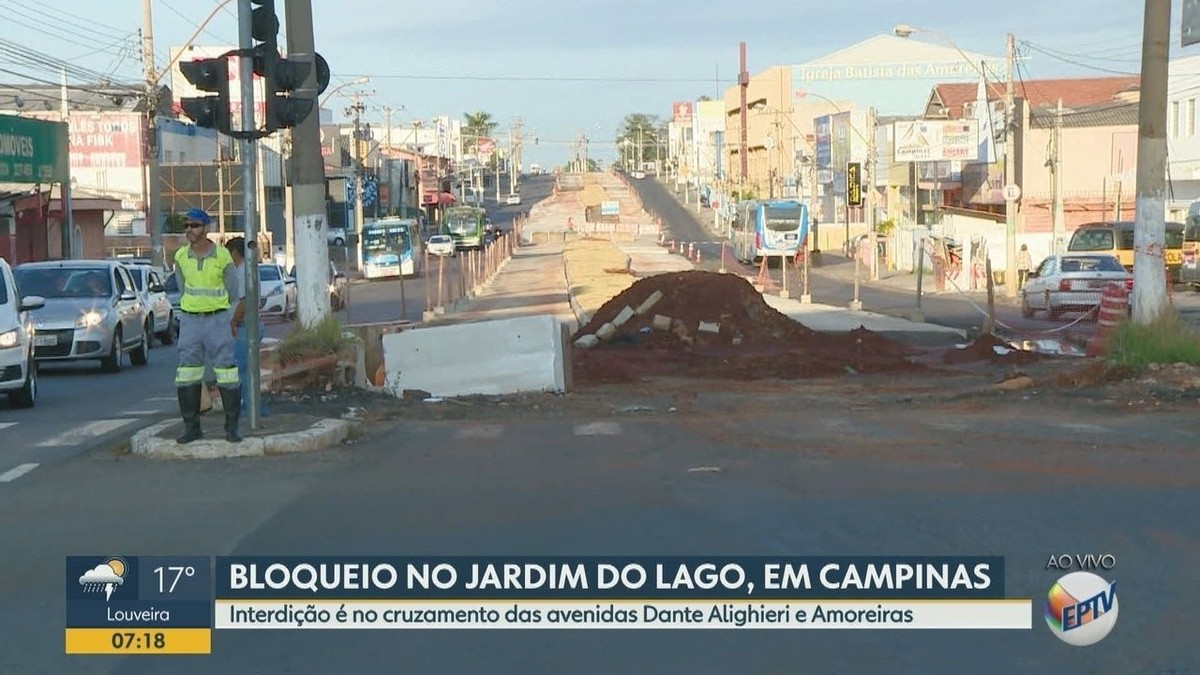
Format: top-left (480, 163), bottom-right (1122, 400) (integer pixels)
top-left (154, 565), bottom-right (196, 594)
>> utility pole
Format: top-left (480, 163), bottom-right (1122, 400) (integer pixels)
top-left (1051, 98), bottom-right (1065, 255)
top-left (283, 0), bottom-right (332, 327)
top-left (383, 106), bottom-right (393, 216)
top-left (1003, 32), bottom-right (1019, 298)
top-left (347, 91), bottom-right (366, 270)
top-left (1132, 0), bottom-right (1172, 324)
top-left (237, 0), bottom-right (262, 429)
top-left (59, 67), bottom-right (74, 258)
top-left (511, 117), bottom-right (522, 190)
top-left (738, 41), bottom-right (749, 185)
top-left (867, 106), bottom-right (879, 281)
top-left (140, 0), bottom-right (163, 268)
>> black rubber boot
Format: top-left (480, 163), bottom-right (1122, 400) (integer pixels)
top-left (220, 387), bottom-right (242, 443)
top-left (175, 384), bottom-right (203, 444)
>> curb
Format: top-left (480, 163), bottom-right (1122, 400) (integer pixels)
top-left (130, 417), bottom-right (356, 459)
top-left (562, 255), bottom-right (592, 328)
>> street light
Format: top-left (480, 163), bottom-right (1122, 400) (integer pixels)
top-left (319, 76), bottom-right (369, 107)
top-left (893, 24), bottom-right (1019, 298)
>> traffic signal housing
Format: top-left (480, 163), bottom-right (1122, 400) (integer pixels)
top-left (178, 55), bottom-right (231, 132)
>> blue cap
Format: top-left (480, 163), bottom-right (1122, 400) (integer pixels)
top-left (184, 208), bottom-right (211, 226)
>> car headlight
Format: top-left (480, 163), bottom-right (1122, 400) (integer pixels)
top-left (0, 329), bottom-right (17, 349)
top-left (77, 310), bottom-right (106, 328)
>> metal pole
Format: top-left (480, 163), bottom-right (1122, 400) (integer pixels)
top-left (1003, 32), bottom-right (1019, 298)
top-left (141, 0), bottom-right (163, 268)
top-left (59, 68), bottom-right (74, 258)
top-left (867, 106), bottom-right (879, 281)
top-left (1132, 0), bottom-right (1172, 324)
top-left (237, 0), bottom-right (261, 429)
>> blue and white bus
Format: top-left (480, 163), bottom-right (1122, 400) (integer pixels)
top-left (361, 218), bottom-right (420, 279)
top-left (730, 199), bottom-right (809, 264)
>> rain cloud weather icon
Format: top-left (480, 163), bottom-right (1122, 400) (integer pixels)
top-left (78, 557), bottom-right (126, 601)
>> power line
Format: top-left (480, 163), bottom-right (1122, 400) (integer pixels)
top-left (1020, 41), bottom-right (1139, 76)
top-left (333, 72), bottom-right (738, 84)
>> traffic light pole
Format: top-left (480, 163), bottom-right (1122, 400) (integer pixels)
top-left (283, 0), bottom-right (332, 327)
top-left (238, 0), bottom-right (263, 429)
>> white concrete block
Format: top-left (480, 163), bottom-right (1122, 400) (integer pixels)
top-left (574, 334), bottom-right (600, 349)
top-left (698, 321), bottom-right (720, 334)
top-left (382, 315), bottom-right (567, 397)
top-left (595, 323), bottom-right (617, 340)
top-left (651, 314), bottom-right (672, 331)
top-left (635, 289), bottom-right (664, 315)
top-left (611, 306), bottom-right (636, 327)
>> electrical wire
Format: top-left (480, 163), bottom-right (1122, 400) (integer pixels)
top-left (333, 72), bottom-right (739, 84)
top-left (1019, 42), bottom-right (1139, 76)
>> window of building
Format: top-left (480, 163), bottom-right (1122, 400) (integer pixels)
top-left (1188, 99), bottom-right (1196, 136)
top-left (1171, 101), bottom-right (1180, 136)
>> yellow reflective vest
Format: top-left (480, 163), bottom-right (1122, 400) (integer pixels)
top-left (174, 243), bottom-right (233, 313)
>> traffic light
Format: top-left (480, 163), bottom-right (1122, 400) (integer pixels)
top-left (248, 0), bottom-right (325, 132)
top-left (179, 56), bottom-right (230, 132)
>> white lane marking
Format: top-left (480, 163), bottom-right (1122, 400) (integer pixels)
top-left (455, 424), bottom-right (504, 439)
top-left (145, 396), bottom-right (176, 402)
top-left (0, 463), bottom-right (39, 483)
top-left (35, 419), bottom-right (137, 447)
top-left (1057, 423), bottom-right (1112, 434)
top-left (121, 410), bottom-right (163, 416)
top-left (573, 422), bottom-right (622, 436)
top-left (0, 422), bottom-right (16, 431)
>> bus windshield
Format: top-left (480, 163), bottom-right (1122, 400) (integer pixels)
top-left (763, 205), bottom-right (804, 231)
top-left (445, 213), bottom-right (480, 234)
top-left (364, 225), bottom-right (412, 253)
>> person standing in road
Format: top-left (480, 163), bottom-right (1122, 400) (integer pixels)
top-left (224, 236), bottom-right (268, 418)
top-left (172, 208), bottom-right (242, 444)
top-left (1017, 244), bottom-right (1032, 289)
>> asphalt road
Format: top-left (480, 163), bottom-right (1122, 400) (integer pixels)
top-left (1, 388), bottom-right (1195, 673)
top-left (629, 177), bottom-right (1200, 338)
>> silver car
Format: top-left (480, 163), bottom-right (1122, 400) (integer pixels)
top-left (122, 263), bottom-right (176, 345)
top-left (13, 260), bottom-right (151, 372)
top-left (1021, 253), bottom-right (1132, 320)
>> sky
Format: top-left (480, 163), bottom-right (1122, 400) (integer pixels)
top-left (4, 0), bottom-right (1189, 168)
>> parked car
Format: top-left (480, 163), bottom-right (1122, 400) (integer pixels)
top-left (163, 272), bottom-right (182, 338)
top-left (259, 263), bottom-right (297, 318)
top-left (505, 193), bottom-right (521, 205)
top-left (1021, 253), bottom-right (1132, 320)
top-left (327, 227), bottom-right (348, 247)
top-left (13, 260), bottom-right (150, 372)
top-left (427, 234), bottom-right (456, 257)
top-left (121, 263), bottom-right (175, 345)
top-left (0, 257), bottom-right (44, 407)
top-left (289, 261), bottom-right (347, 310)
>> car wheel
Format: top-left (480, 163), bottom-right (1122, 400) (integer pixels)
top-left (131, 322), bottom-right (150, 366)
top-left (1044, 291), bottom-right (1061, 320)
top-left (101, 328), bottom-right (122, 373)
top-left (158, 311), bottom-right (176, 345)
top-left (333, 237), bottom-right (344, 247)
top-left (1021, 292), bottom-right (1033, 319)
top-left (9, 356), bottom-right (36, 408)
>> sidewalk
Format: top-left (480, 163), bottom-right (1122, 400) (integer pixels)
top-left (425, 240), bottom-right (576, 330)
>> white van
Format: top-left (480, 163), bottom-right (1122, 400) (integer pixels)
top-left (0, 258), bottom-right (45, 407)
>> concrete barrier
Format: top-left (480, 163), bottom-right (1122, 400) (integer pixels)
top-left (382, 314), bottom-right (569, 397)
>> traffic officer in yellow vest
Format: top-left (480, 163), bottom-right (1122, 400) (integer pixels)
top-left (171, 208), bottom-right (243, 444)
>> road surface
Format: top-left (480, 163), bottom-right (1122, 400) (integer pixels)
top-left (1, 379), bottom-right (1194, 673)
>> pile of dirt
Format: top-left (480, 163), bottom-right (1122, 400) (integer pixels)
top-left (571, 271), bottom-right (926, 382)
top-left (942, 333), bottom-right (1041, 366)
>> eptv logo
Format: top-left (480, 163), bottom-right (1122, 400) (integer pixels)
top-left (1045, 572), bottom-right (1119, 646)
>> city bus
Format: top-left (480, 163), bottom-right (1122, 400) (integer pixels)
top-left (442, 206), bottom-right (486, 250)
top-left (361, 218), bottom-right (420, 279)
top-left (729, 199), bottom-right (809, 264)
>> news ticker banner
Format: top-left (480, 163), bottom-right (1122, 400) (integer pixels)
top-left (66, 555), bottom-right (1034, 653)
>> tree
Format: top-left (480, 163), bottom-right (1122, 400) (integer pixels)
top-left (615, 113), bottom-right (666, 169)
top-left (462, 111), bottom-right (497, 154)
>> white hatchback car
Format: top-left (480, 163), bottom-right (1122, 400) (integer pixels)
top-left (427, 234), bottom-right (456, 257)
top-left (505, 193), bottom-right (521, 205)
top-left (0, 258), bottom-right (45, 407)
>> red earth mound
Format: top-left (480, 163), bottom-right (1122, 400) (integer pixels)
top-left (571, 271), bottom-right (928, 382)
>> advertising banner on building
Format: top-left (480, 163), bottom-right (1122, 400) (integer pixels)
top-left (893, 120), bottom-right (979, 162)
top-left (846, 162), bottom-right (862, 206)
top-left (672, 101), bottom-right (693, 124)
top-left (65, 113), bottom-right (144, 168)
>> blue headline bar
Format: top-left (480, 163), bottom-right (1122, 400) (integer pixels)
top-left (215, 556), bottom-right (1006, 600)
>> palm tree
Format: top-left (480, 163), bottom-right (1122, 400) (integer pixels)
top-left (462, 111), bottom-right (498, 154)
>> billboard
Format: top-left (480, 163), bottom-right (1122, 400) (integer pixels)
top-left (893, 120), bottom-right (979, 162)
top-left (673, 101), bottom-right (693, 123)
top-left (66, 113), bottom-right (144, 168)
